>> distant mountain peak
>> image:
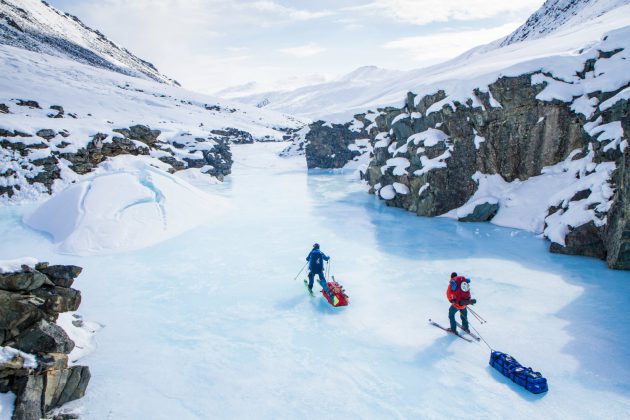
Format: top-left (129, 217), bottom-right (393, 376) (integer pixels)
top-left (0, 0), bottom-right (178, 85)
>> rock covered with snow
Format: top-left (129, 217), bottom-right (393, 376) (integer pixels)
top-left (304, 2), bottom-right (630, 270)
top-left (0, 9), bottom-right (306, 203)
top-left (0, 259), bottom-right (92, 419)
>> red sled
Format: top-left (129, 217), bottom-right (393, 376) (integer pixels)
top-left (322, 277), bottom-right (349, 307)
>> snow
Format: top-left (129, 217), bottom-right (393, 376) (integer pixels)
top-left (381, 157), bottom-right (410, 176)
top-left (444, 149), bottom-right (616, 241)
top-left (407, 128), bottom-right (449, 147)
top-left (571, 94), bottom-right (599, 118)
top-left (24, 156), bottom-right (227, 256)
top-left (393, 182), bottom-right (409, 195)
top-left (1, 143), bottom-right (630, 418)
top-left (0, 256), bottom-right (38, 273)
top-left (57, 312), bottom-right (102, 365)
top-left (473, 130), bottom-right (486, 150)
top-left (600, 86), bottom-right (630, 111)
top-left (0, 346), bottom-right (37, 369)
top-left (379, 184), bottom-right (396, 200)
top-left (414, 150), bottom-right (452, 176)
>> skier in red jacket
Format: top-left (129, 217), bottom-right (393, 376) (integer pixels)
top-left (446, 272), bottom-right (476, 335)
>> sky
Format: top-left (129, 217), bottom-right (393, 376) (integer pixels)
top-left (45, 0), bottom-right (544, 95)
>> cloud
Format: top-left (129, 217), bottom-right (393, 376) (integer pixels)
top-left (249, 1), bottom-right (334, 21)
top-left (384, 22), bottom-right (521, 63)
top-left (348, 0), bottom-right (540, 25)
top-left (279, 43), bottom-right (327, 57)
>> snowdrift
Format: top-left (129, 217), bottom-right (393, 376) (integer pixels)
top-left (24, 156), bottom-right (226, 255)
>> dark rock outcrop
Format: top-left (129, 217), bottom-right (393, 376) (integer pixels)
top-left (459, 202), bottom-right (500, 222)
top-left (0, 122), bottom-right (235, 199)
top-left (305, 69), bottom-right (630, 269)
top-left (305, 121), bottom-right (362, 169)
top-left (0, 262), bottom-right (91, 420)
top-left (550, 221), bottom-right (607, 260)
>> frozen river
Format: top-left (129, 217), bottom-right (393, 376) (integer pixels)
top-left (1, 142), bottom-right (629, 419)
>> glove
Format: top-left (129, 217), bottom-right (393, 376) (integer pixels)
top-left (470, 299), bottom-right (477, 305)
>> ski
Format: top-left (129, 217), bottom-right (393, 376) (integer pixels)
top-left (303, 279), bottom-right (314, 297)
top-left (428, 319), bottom-right (473, 342)
top-left (456, 322), bottom-right (481, 341)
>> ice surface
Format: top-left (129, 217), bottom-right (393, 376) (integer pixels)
top-left (0, 143), bottom-right (629, 418)
top-left (0, 392), bottom-right (15, 420)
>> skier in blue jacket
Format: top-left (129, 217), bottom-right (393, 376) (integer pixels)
top-left (306, 243), bottom-right (334, 299)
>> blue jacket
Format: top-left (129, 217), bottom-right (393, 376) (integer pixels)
top-left (306, 249), bottom-right (329, 272)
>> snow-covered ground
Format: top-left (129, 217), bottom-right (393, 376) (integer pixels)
top-left (0, 143), bottom-right (629, 418)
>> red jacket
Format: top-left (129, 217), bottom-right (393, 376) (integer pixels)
top-left (446, 276), bottom-right (471, 310)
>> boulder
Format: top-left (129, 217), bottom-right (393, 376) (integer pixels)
top-left (43, 366), bottom-right (91, 411)
top-left (12, 374), bottom-right (44, 420)
top-left (459, 202), bottom-right (500, 222)
top-left (30, 287), bottom-right (81, 315)
top-left (36, 129), bottom-right (56, 140)
top-left (0, 291), bottom-right (45, 340)
top-left (15, 100), bottom-right (40, 109)
top-left (550, 221), bottom-right (607, 260)
top-left (36, 265), bottom-right (82, 288)
top-left (0, 103), bottom-right (9, 114)
top-left (113, 124), bottom-right (161, 146)
top-left (8, 320), bottom-right (75, 354)
top-left (0, 268), bottom-right (51, 292)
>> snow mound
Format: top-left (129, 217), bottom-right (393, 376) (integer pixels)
top-left (24, 156), bottom-right (226, 256)
top-left (0, 257), bottom-right (38, 273)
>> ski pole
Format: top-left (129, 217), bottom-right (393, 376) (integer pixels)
top-left (468, 309), bottom-right (484, 324)
top-left (469, 323), bottom-right (493, 352)
top-left (293, 261), bottom-right (308, 281)
top-left (468, 307), bottom-right (486, 324)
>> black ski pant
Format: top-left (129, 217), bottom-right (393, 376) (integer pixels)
top-left (449, 305), bottom-right (469, 332)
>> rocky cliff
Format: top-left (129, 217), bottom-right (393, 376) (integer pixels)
top-left (0, 98), bottom-right (234, 201)
top-left (303, 47), bottom-right (630, 269)
top-left (0, 260), bottom-right (91, 419)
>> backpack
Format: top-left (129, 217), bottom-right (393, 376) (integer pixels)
top-left (309, 250), bottom-right (324, 271)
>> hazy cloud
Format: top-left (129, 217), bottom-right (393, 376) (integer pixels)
top-left (349, 0), bottom-right (541, 25)
top-left (279, 42), bottom-right (327, 57)
top-left (249, 1), bottom-right (334, 21)
top-left (384, 22), bottom-right (521, 63)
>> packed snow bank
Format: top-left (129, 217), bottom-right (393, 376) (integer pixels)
top-left (444, 149), bottom-right (616, 237)
top-left (0, 257), bottom-right (38, 273)
top-left (24, 156), bottom-right (227, 255)
top-left (57, 312), bottom-right (102, 365)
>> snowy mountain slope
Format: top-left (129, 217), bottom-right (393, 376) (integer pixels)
top-left (225, 66), bottom-right (404, 120)
top-left (0, 42), bottom-right (304, 202)
top-left (0, 42), bottom-right (304, 252)
top-left (232, 0), bottom-right (630, 123)
top-left (500, 0), bottom-right (630, 46)
top-left (0, 0), bottom-right (176, 85)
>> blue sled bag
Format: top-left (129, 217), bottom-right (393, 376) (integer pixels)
top-left (489, 351), bottom-right (548, 394)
